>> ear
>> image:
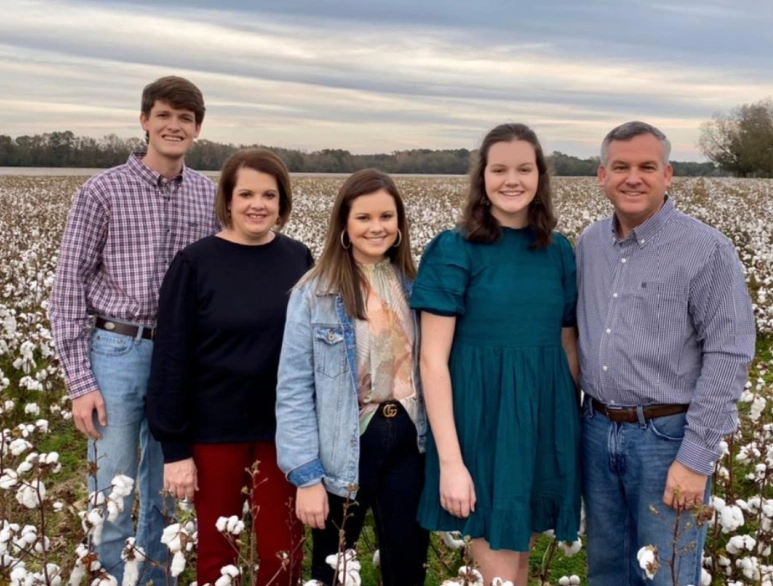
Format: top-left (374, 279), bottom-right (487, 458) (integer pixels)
top-left (193, 123), bottom-right (202, 140)
top-left (139, 112), bottom-right (150, 133)
top-left (663, 163), bottom-right (674, 189)
top-left (597, 164), bottom-right (606, 187)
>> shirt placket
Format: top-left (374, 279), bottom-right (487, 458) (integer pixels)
top-left (155, 180), bottom-right (174, 301)
top-left (597, 238), bottom-right (634, 401)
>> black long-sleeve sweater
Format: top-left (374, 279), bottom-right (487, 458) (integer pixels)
top-left (146, 233), bottom-right (313, 463)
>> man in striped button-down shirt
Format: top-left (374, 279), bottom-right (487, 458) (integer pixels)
top-left (49, 76), bottom-right (219, 585)
top-left (577, 121), bottom-right (755, 586)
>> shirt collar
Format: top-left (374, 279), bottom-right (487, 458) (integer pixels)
top-left (127, 152), bottom-right (186, 188)
top-left (610, 195), bottom-right (675, 247)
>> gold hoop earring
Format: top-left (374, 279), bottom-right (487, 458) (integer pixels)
top-left (340, 230), bottom-right (351, 249)
top-left (392, 229), bottom-right (402, 248)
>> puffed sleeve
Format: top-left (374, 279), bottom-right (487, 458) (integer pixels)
top-left (411, 229), bottom-right (471, 317)
top-left (555, 232), bottom-right (578, 328)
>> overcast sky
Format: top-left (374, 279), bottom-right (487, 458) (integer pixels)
top-left (2, 0), bottom-right (771, 160)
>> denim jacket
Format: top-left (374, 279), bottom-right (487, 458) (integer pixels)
top-left (275, 270), bottom-right (427, 498)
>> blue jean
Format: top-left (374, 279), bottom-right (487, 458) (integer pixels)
top-left (581, 398), bottom-right (710, 586)
top-left (88, 328), bottom-right (174, 586)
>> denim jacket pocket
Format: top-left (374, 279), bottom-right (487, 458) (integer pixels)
top-left (648, 412), bottom-right (687, 442)
top-left (313, 325), bottom-right (347, 378)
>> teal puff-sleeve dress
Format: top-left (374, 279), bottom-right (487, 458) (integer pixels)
top-left (411, 227), bottom-right (581, 551)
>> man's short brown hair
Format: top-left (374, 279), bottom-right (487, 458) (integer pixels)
top-left (141, 76), bottom-right (206, 125)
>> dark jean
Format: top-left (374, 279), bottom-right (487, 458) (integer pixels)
top-left (582, 398), bottom-right (710, 586)
top-left (311, 402), bottom-right (429, 586)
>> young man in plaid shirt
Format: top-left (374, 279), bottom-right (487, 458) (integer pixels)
top-left (50, 76), bottom-right (220, 585)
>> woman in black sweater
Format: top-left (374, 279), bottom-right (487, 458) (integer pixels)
top-left (147, 149), bottom-right (313, 585)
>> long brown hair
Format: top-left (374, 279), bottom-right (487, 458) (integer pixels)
top-left (302, 169), bottom-right (416, 319)
top-left (460, 123), bottom-right (556, 248)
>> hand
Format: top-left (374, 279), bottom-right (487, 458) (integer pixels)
top-left (296, 483), bottom-right (329, 529)
top-left (164, 459), bottom-right (198, 501)
top-left (439, 461), bottom-right (476, 518)
top-left (663, 460), bottom-right (708, 511)
top-left (72, 391), bottom-right (107, 439)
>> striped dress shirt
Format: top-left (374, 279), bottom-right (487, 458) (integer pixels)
top-left (576, 197), bottom-right (756, 475)
top-left (49, 153), bottom-right (219, 399)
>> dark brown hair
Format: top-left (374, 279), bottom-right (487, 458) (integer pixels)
top-left (215, 149), bottom-right (293, 230)
top-left (461, 123), bottom-right (556, 248)
top-left (141, 76), bottom-right (206, 126)
top-left (302, 168), bottom-right (416, 320)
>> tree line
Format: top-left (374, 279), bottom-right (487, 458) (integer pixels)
top-left (0, 130), bottom-right (729, 177)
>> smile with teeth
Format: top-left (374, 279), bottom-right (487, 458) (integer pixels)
top-left (163, 136), bottom-right (184, 142)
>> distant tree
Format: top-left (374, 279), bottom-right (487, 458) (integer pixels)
top-left (698, 97), bottom-right (773, 177)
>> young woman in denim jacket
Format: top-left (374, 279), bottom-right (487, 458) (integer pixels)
top-left (276, 168), bottom-right (429, 586)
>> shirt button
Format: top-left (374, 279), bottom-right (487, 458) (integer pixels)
top-left (606, 328), bottom-right (611, 334)
top-left (621, 258), bottom-right (627, 263)
top-left (327, 332), bottom-right (336, 342)
top-left (602, 365), bottom-right (608, 372)
top-left (613, 293), bottom-right (619, 298)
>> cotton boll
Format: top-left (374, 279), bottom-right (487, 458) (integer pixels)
top-left (637, 545), bottom-right (659, 579)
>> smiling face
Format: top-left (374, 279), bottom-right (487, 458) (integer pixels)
top-left (345, 189), bottom-right (399, 265)
top-left (226, 167), bottom-right (280, 245)
top-left (599, 133), bottom-right (673, 237)
top-left (140, 99), bottom-right (200, 168)
top-left (483, 139), bottom-right (540, 229)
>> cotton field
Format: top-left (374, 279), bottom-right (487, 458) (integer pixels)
top-left (0, 174), bottom-right (771, 586)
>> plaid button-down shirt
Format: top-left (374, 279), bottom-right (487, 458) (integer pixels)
top-left (576, 197), bottom-right (756, 475)
top-left (50, 153), bottom-right (220, 398)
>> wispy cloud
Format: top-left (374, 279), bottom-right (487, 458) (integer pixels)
top-left (1, 0), bottom-right (771, 159)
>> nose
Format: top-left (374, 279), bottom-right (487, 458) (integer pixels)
top-left (505, 170), bottom-right (519, 185)
top-left (624, 170), bottom-right (643, 185)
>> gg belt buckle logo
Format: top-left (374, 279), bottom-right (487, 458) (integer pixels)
top-left (382, 403), bottom-right (398, 418)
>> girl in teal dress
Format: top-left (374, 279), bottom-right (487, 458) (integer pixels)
top-left (411, 123), bottom-right (581, 586)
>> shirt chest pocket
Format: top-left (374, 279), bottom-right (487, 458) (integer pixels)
top-left (313, 325), bottom-right (348, 379)
top-left (629, 280), bottom-right (689, 336)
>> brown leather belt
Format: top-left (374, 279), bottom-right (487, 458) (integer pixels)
top-left (591, 399), bottom-right (688, 423)
top-left (95, 317), bottom-right (155, 341)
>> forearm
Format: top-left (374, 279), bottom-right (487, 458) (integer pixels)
top-left (421, 356), bottom-right (464, 466)
top-left (561, 326), bottom-right (580, 388)
top-left (677, 346), bottom-right (754, 475)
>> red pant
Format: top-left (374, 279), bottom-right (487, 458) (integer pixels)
top-left (193, 442), bottom-right (303, 586)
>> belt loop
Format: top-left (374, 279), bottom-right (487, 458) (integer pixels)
top-left (134, 326), bottom-right (144, 342)
top-left (636, 405), bottom-right (646, 428)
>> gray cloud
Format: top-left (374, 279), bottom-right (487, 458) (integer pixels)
top-left (1, 0), bottom-right (771, 160)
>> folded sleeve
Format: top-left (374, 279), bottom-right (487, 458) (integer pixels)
top-left (410, 229), bottom-right (471, 317)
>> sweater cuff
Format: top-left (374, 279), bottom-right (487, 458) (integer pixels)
top-left (161, 441), bottom-right (193, 464)
top-left (676, 434), bottom-right (719, 477)
top-left (287, 458), bottom-right (325, 488)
